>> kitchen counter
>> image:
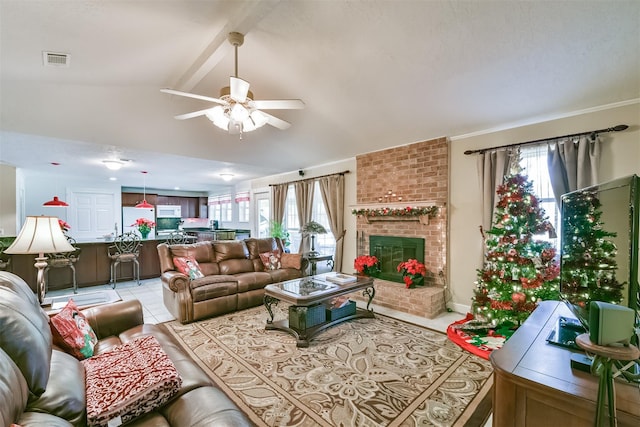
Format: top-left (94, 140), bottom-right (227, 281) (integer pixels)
top-left (6, 238), bottom-right (170, 293)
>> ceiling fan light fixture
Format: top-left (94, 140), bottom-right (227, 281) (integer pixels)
top-left (230, 103), bottom-right (249, 122)
top-left (242, 118), bottom-right (256, 132)
top-left (251, 110), bottom-right (268, 128)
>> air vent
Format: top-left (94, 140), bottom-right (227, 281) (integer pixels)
top-left (43, 51), bottom-right (70, 67)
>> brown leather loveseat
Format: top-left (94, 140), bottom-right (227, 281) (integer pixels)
top-left (157, 237), bottom-right (305, 323)
top-left (0, 271), bottom-right (251, 427)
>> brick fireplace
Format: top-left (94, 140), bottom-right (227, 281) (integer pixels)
top-left (352, 137), bottom-right (448, 318)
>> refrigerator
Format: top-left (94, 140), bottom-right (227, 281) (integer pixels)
top-left (122, 207), bottom-right (156, 239)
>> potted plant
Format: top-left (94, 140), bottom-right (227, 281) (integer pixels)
top-left (269, 221), bottom-right (291, 251)
top-left (397, 259), bottom-right (427, 288)
top-left (132, 218), bottom-right (155, 239)
top-left (354, 255), bottom-right (381, 277)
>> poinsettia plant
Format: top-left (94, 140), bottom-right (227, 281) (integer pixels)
top-left (354, 255), bottom-right (381, 277)
top-left (132, 218), bottom-right (156, 234)
top-left (397, 258), bottom-right (427, 288)
top-left (58, 219), bottom-right (71, 233)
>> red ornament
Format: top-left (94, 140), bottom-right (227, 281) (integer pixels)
top-left (511, 292), bottom-right (526, 304)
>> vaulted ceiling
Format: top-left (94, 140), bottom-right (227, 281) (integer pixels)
top-left (1, 1), bottom-right (638, 192)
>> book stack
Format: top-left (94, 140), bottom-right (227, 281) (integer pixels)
top-left (326, 273), bottom-right (357, 285)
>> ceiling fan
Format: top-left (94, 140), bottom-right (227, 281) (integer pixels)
top-left (161, 32), bottom-right (304, 136)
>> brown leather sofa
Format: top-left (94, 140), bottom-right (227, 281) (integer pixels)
top-left (0, 271), bottom-right (251, 427)
top-left (158, 237), bottom-right (305, 323)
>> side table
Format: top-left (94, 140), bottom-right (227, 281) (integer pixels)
top-left (575, 333), bottom-right (640, 427)
top-left (303, 253), bottom-right (334, 276)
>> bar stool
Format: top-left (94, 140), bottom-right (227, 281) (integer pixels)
top-left (168, 230), bottom-right (195, 244)
top-left (44, 235), bottom-right (80, 294)
top-left (108, 232), bottom-right (141, 289)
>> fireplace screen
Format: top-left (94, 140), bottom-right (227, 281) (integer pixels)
top-left (370, 236), bottom-right (425, 283)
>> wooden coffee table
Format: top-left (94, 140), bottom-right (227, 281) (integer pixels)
top-left (263, 273), bottom-right (375, 347)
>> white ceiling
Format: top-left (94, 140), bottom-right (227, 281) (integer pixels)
top-left (1, 0), bottom-right (639, 192)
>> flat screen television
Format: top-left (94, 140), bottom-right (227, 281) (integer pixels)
top-left (558, 175), bottom-right (639, 352)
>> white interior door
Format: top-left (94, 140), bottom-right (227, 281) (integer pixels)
top-left (69, 188), bottom-right (118, 242)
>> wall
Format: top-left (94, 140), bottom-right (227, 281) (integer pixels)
top-left (0, 164), bottom-right (17, 236)
top-left (449, 101), bottom-right (640, 313)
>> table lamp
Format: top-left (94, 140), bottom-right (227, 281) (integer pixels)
top-left (302, 221), bottom-right (327, 256)
top-left (4, 216), bottom-right (74, 304)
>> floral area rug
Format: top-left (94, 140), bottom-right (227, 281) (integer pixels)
top-left (447, 314), bottom-right (515, 360)
top-left (161, 304), bottom-right (493, 427)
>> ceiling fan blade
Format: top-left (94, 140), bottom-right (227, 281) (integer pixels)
top-left (252, 99), bottom-right (305, 110)
top-left (160, 88), bottom-right (226, 105)
top-left (174, 108), bottom-right (213, 120)
top-left (230, 77), bottom-right (250, 103)
top-left (262, 112), bottom-right (291, 130)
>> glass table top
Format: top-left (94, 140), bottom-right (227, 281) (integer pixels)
top-left (278, 277), bottom-right (339, 296)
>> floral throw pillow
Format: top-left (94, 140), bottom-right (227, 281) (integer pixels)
top-left (173, 256), bottom-right (205, 279)
top-left (259, 250), bottom-right (282, 270)
top-left (50, 299), bottom-right (98, 360)
top-left (82, 335), bottom-right (182, 427)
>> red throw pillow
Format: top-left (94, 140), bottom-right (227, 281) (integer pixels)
top-left (50, 299), bottom-right (98, 360)
top-left (82, 335), bottom-right (182, 427)
top-left (281, 253), bottom-right (302, 269)
top-left (259, 250), bottom-right (282, 270)
top-left (173, 256), bottom-right (204, 279)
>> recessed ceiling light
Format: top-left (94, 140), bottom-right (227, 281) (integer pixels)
top-left (109, 177), bottom-right (117, 181)
top-left (174, 186), bottom-right (180, 190)
top-left (220, 173), bottom-right (234, 182)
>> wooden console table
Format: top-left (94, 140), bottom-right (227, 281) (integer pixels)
top-left (491, 301), bottom-right (640, 426)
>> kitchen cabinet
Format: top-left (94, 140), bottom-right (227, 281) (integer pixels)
top-left (122, 192), bottom-right (157, 207)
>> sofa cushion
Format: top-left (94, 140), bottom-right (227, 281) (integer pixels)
top-left (259, 250), bottom-right (282, 270)
top-left (281, 252), bottom-right (302, 270)
top-left (173, 256), bottom-right (204, 279)
top-left (190, 276), bottom-right (238, 303)
top-left (82, 335), bottom-right (182, 427)
top-left (0, 347), bottom-right (28, 427)
top-left (169, 242), bottom-right (219, 276)
top-left (234, 271), bottom-right (273, 293)
top-left (50, 299), bottom-right (98, 360)
top-left (267, 268), bottom-right (303, 283)
top-left (26, 349), bottom-right (85, 426)
top-left (245, 237), bottom-right (280, 258)
top-left (0, 276), bottom-right (52, 398)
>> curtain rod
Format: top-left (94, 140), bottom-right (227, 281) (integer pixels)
top-left (268, 170), bottom-right (350, 187)
top-left (463, 124), bottom-right (628, 155)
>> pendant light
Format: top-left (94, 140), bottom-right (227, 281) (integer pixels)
top-left (43, 162), bottom-right (69, 207)
top-left (135, 171), bottom-right (154, 209)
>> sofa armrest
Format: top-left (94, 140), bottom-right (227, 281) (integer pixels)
top-left (161, 271), bottom-right (190, 293)
top-left (82, 299), bottom-right (144, 340)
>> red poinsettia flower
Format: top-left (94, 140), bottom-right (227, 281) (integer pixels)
top-left (58, 219), bottom-right (71, 232)
top-left (397, 259), bottom-right (427, 289)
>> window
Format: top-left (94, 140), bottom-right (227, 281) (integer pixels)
top-left (208, 194), bottom-right (232, 223)
top-left (519, 145), bottom-right (560, 247)
top-left (280, 182), bottom-right (336, 255)
top-left (236, 192), bottom-right (250, 223)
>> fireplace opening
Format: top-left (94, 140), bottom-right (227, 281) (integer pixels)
top-left (370, 235), bottom-right (425, 283)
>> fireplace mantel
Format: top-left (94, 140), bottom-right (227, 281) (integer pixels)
top-left (351, 201), bottom-right (443, 225)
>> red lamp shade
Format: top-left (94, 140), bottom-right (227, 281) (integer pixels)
top-left (135, 199), bottom-right (154, 209)
top-left (43, 196), bottom-right (69, 207)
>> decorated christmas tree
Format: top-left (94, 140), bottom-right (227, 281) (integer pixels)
top-left (472, 173), bottom-right (560, 327)
top-left (559, 190), bottom-right (625, 327)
